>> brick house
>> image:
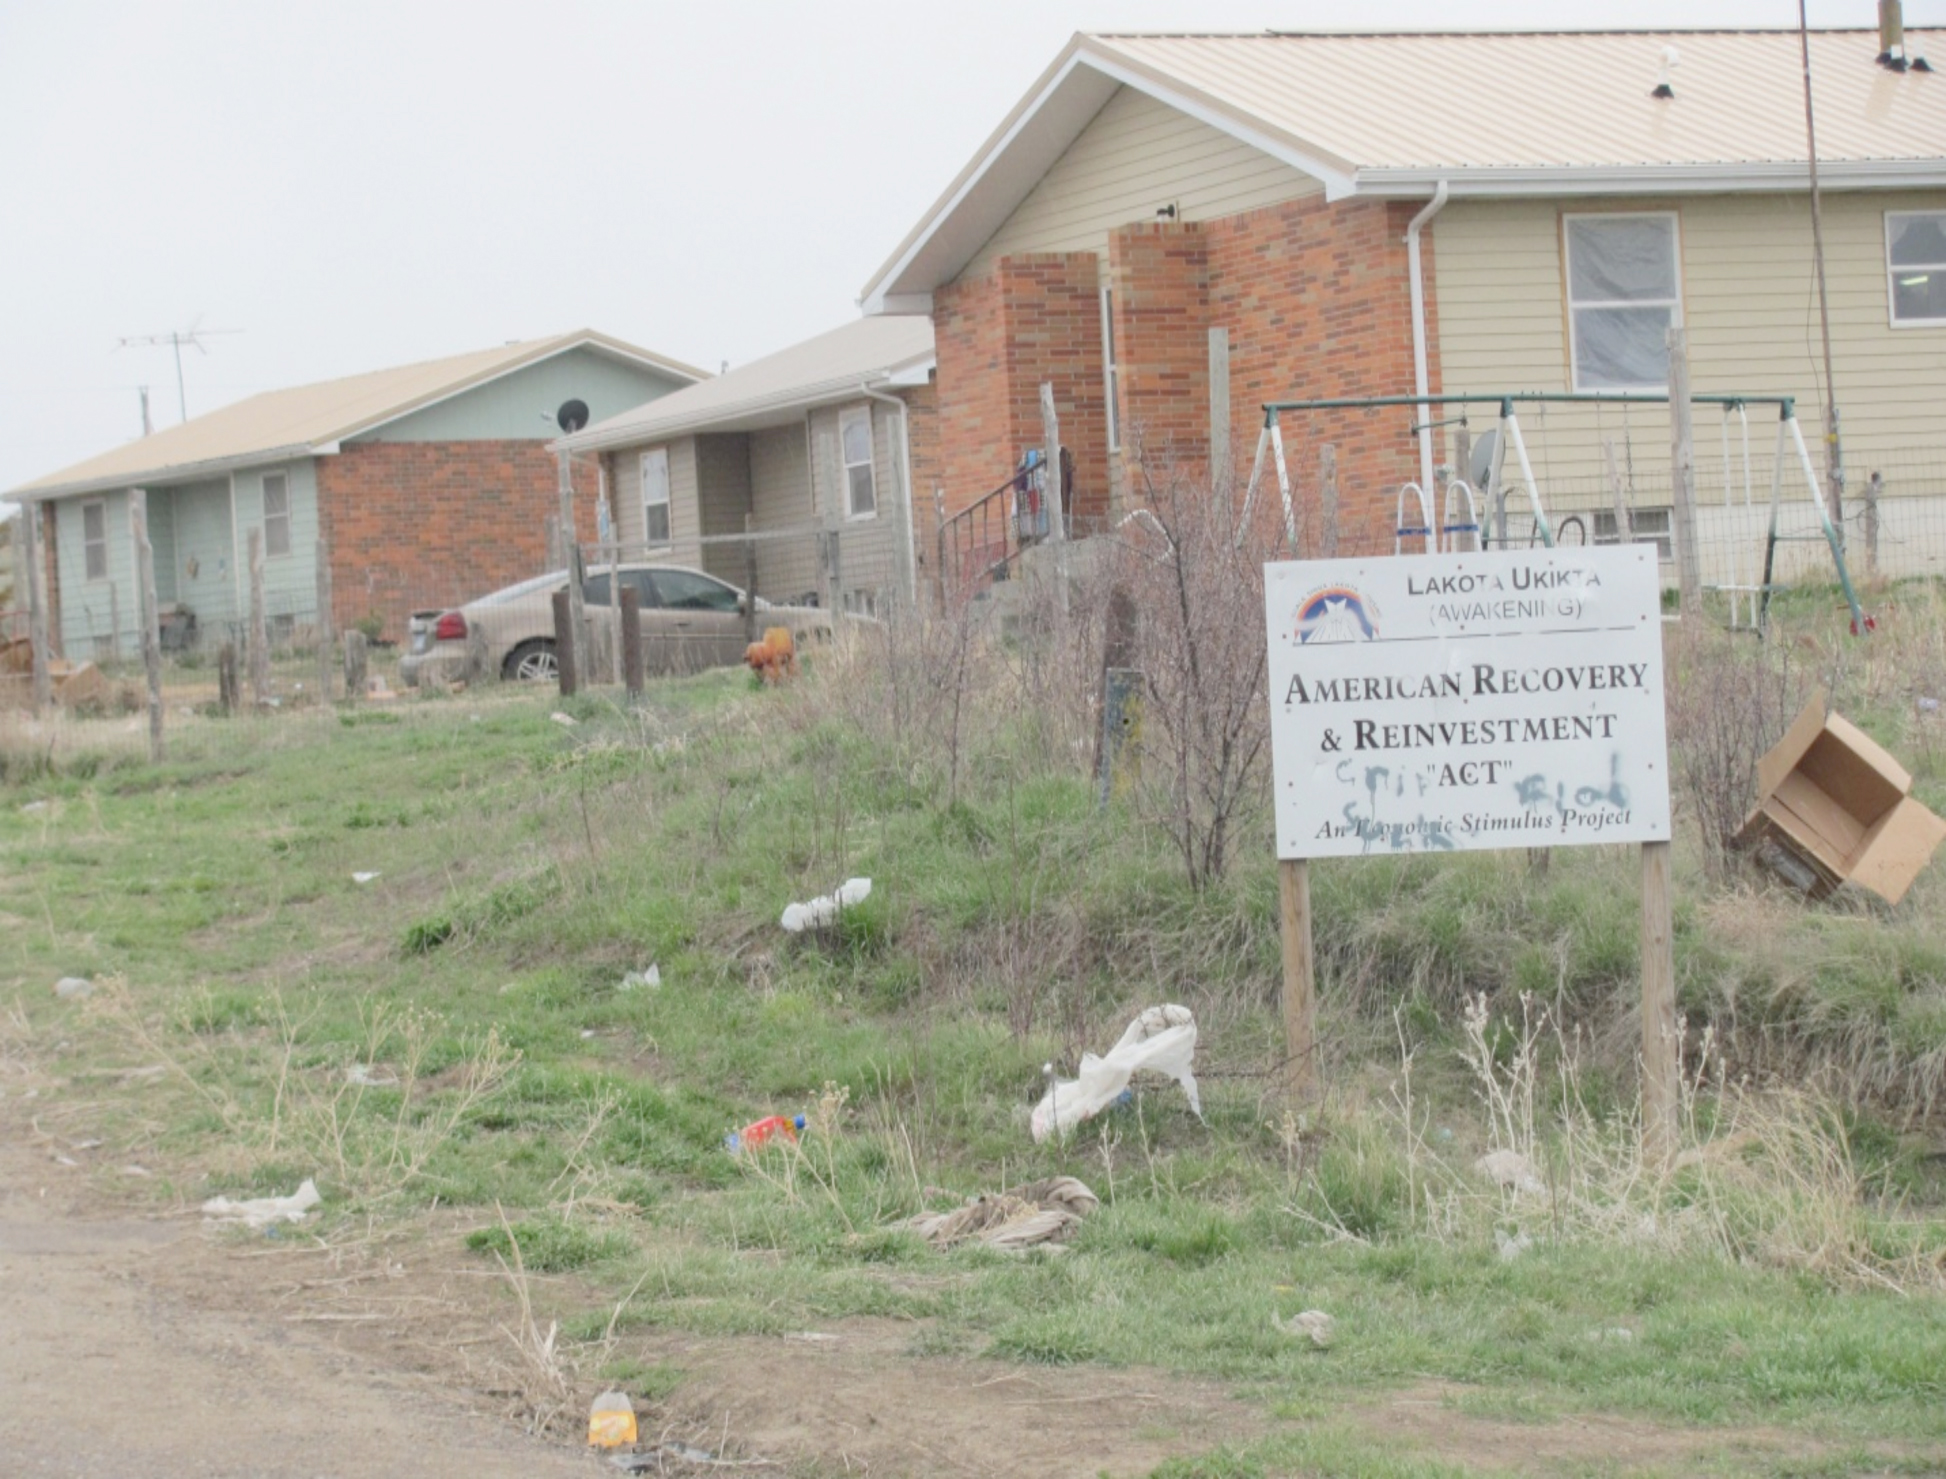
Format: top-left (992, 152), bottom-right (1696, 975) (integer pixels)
top-left (861, 28), bottom-right (1946, 575)
top-left (7, 331), bottom-right (703, 655)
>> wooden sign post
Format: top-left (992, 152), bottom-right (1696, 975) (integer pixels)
top-left (1264, 545), bottom-right (1675, 1145)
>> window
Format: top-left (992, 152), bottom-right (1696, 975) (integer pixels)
top-left (82, 500), bottom-right (107, 580)
top-left (843, 588), bottom-right (879, 619)
top-left (1564, 214), bottom-right (1682, 389)
top-left (1887, 211), bottom-right (1946, 324)
top-left (640, 448), bottom-right (671, 547)
top-left (649, 569), bottom-right (740, 612)
top-left (262, 472), bottom-right (291, 558)
top-left (840, 407), bottom-right (875, 518)
top-left (1595, 506), bottom-right (1674, 563)
top-left (1101, 288), bottom-right (1120, 452)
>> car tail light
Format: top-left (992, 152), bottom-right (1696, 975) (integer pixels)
top-left (434, 612), bottom-right (468, 641)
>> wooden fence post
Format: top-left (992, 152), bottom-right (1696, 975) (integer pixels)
top-left (129, 489), bottom-right (164, 762)
top-left (247, 527), bottom-right (270, 706)
top-left (1278, 858), bottom-right (1320, 1103)
top-left (1640, 840), bottom-right (1679, 1164)
top-left (344, 631), bottom-right (367, 705)
top-left (619, 586), bottom-right (644, 699)
top-left (22, 499), bottom-right (51, 713)
top-left (607, 540), bottom-right (623, 687)
top-left (107, 582), bottom-right (122, 667)
top-left (218, 643), bottom-right (239, 715)
top-left (551, 588), bottom-right (578, 698)
top-left (314, 527), bottom-right (334, 703)
top-left (1667, 329), bottom-right (1703, 616)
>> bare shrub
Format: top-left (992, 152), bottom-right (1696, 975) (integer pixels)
top-left (1664, 625), bottom-right (1808, 879)
top-left (1115, 460), bottom-right (1273, 890)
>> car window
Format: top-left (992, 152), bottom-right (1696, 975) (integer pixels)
top-left (650, 570), bottom-right (740, 612)
top-left (621, 570), bottom-right (660, 608)
top-left (583, 572), bottom-right (612, 606)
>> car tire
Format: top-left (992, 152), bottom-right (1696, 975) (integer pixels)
top-left (504, 640), bottom-right (558, 683)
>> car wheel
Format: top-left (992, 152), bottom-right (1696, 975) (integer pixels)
top-left (504, 640), bottom-right (558, 682)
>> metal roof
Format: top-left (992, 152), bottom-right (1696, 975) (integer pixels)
top-left (863, 28), bottom-right (1946, 310)
top-left (558, 315), bottom-right (935, 453)
top-left (11, 330), bottom-right (708, 501)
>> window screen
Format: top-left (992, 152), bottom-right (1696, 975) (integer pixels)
top-left (82, 501), bottom-right (107, 581)
top-left (1565, 215), bottom-right (1681, 389)
top-left (641, 449), bottom-right (671, 546)
top-left (841, 408), bottom-right (875, 518)
top-left (1888, 212), bottom-right (1946, 324)
top-left (263, 472), bottom-right (291, 558)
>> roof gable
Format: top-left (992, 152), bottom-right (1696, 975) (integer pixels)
top-left (863, 28), bottom-right (1946, 310)
top-left (12, 331), bottom-right (707, 500)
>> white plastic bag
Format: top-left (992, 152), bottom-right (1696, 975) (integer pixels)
top-left (1030, 1005), bottom-right (1202, 1142)
top-left (201, 1178), bottom-right (322, 1229)
top-left (780, 878), bottom-right (871, 933)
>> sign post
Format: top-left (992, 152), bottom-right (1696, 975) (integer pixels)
top-left (1263, 546), bottom-right (1674, 1141)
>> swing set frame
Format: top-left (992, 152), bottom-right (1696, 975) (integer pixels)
top-left (1238, 391), bottom-right (1865, 636)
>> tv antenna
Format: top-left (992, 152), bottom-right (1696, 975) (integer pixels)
top-left (117, 321), bottom-right (241, 424)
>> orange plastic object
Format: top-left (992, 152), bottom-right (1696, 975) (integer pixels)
top-left (588, 1390), bottom-right (638, 1448)
top-left (737, 1114), bottom-right (800, 1150)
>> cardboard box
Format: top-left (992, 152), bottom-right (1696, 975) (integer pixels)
top-left (1735, 693), bottom-right (1946, 905)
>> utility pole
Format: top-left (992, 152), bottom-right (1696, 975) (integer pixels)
top-left (1799, 3), bottom-right (1846, 531)
top-left (139, 386), bottom-right (153, 437)
top-left (117, 325), bottom-right (240, 424)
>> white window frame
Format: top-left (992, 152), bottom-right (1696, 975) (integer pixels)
top-left (1563, 211), bottom-right (1683, 391)
top-left (1594, 505), bottom-right (1674, 563)
top-left (262, 471), bottom-right (292, 558)
top-left (1101, 287), bottom-right (1120, 453)
top-left (839, 405), bottom-right (877, 521)
top-left (1885, 210), bottom-right (1946, 328)
top-left (82, 499), bottom-right (108, 581)
top-left (640, 447), bottom-right (671, 549)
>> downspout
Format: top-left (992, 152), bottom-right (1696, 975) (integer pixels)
top-left (857, 381), bottom-right (917, 608)
top-left (1406, 179), bottom-right (1450, 495)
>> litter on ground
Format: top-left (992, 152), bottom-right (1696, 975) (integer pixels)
top-left (53, 977), bottom-right (93, 1001)
top-left (352, 871), bottom-right (381, 885)
top-left (1273, 1309), bottom-right (1335, 1348)
top-left (620, 964), bottom-right (661, 991)
top-left (201, 1178), bottom-right (322, 1229)
top-left (899, 1175), bottom-right (1099, 1251)
top-left (1030, 1004), bottom-right (1202, 1142)
top-left (780, 877), bottom-right (871, 933)
top-left (1476, 1149), bottom-right (1546, 1195)
top-left (344, 1063), bottom-right (398, 1087)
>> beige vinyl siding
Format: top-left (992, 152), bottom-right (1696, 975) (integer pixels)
top-left (965, 85), bottom-right (1322, 278)
top-left (809, 402), bottom-right (902, 612)
top-left (609, 439), bottom-right (699, 562)
top-left (1432, 191), bottom-right (1946, 542)
top-left (694, 434), bottom-right (752, 584)
top-left (749, 424), bottom-right (821, 604)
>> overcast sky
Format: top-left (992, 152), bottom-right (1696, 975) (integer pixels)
top-left (2, 0), bottom-right (1937, 501)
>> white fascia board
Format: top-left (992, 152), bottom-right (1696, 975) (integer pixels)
top-left (861, 48), bottom-right (1118, 314)
top-left (875, 293), bottom-right (934, 316)
top-left (556, 375), bottom-right (902, 454)
top-left (860, 43), bottom-right (1362, 314)
top-left (1355, 160), bottom-right (1946, 197)
top-left (885, 356), bottom-right (936, 389)
top-left (14, 445), bottom-right (316, 502)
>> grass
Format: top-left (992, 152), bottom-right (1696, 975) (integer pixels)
top-left (4, 604), bottom-right (1946, 1474)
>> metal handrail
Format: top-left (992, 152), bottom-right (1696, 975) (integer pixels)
top-left (937, 469), bottom-right (1029, 595)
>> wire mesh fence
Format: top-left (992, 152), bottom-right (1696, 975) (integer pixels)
top-left (2, 515), bottom-right (901, 774)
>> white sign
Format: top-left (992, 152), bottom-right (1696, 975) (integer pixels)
top-left (1264, 546), bottom-right (1670, 859)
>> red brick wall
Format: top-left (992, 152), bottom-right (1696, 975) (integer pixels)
top-left (931, 195), bottom-right (1438, 559)
top-left (1206, 196), bottom-right (1437, 555)
top-left (932, 253), bottom-right (1109, 530)
top-left (1109, 222), bottom-right (1211, 477)
top-left (316, 441), bottom-right (600, 642)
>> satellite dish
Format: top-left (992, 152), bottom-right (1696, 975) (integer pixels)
top-left (556, 399), bottom-right (590, 434)
top-left (1468, 429), bottom-right (1501, 490)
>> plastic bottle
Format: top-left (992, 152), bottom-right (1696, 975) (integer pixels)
top-left (587, 1389), bottom-right (637, 1448)
top-left (724, 1114), bottom-right (806, 1153)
